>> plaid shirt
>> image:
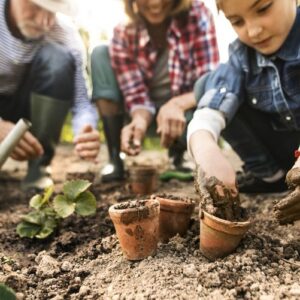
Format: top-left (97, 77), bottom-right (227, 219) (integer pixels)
top-left (109, 0), bottom-right (219, 113)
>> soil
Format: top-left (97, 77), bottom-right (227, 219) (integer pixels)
top-left (1, 144), bottom-right (300, 299)
top-left (197, 170), bottom-right (244, 222)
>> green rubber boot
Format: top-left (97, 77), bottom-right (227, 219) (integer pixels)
top-left (22, 93), bottom-right (71, 191)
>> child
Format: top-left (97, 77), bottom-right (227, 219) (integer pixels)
top-left (188, 0), bottom-right (300, 198)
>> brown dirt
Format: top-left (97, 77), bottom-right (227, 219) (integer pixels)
top-left (0, 144), bottom-right (300, 299)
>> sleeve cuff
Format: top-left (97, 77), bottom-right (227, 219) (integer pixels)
top-left (187, 107), bottom-right (225, 159)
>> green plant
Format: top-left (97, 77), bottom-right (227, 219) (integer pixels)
top-left (0, 283), bottom-right (16, 300)
top-left (17, 180), bottom-right (97, 239)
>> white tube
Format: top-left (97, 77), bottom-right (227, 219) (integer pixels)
top-left (0, 118), bottom-right (31, 169)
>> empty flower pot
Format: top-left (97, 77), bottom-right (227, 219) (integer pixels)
top-left (109, 199), bottom-right (160, 261)
top-left (151, 194), bottom-right (195, 242)
top-left (200, 210), bottom-right (251, 261)
top-left (129, 165), bottom-right (158, 195)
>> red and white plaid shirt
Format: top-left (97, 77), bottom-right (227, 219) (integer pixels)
top-left (109, 0), bottom-right (219, 113)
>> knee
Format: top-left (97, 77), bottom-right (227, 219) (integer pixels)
top-left (91, 45), bottom-right (112, 75)
top-left (33, 43), bottom-right (75, 81)
top-left (30, 44), bottom-right (76, 100)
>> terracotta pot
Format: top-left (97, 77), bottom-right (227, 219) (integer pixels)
top-left (129, 165), bottom-right (158, 195)
top-left (200, 210), bottom-right (251, 261)
top-left (151, 194), bottom-right (195, 242)
top-left (109, 199), bottom-right (160, 261)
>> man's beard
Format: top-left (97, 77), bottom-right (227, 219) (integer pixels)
top-left (18, 21), bottom-right (49, 40)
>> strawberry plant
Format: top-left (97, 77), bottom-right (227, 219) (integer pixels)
top-left (0, 283), bottom-right (16, 300)
top-left (16, 180), bottom-right (97, 239)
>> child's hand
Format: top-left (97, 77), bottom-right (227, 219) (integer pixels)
top-left (274, 167), bottom-right (300, 225)
top-left (190, 130), bottom-right (237, 197)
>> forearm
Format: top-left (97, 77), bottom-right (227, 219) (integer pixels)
top-left (169, 92), bottom-right (196, 112)
top-left (131, 108), bottom-right (153, 128)
top-left (189, 130), bottom-right (219, 164)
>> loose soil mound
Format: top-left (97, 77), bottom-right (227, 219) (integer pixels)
top-left (0, 145), bottom-right (300, 299)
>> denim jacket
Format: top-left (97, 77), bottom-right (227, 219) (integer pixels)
top-left (198, 7), bottom-right (300, 131)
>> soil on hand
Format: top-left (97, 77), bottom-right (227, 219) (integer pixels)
top-left (197, 172), bottom-right (244, 221)
top-left (0, 144), bottom-right (300, 299)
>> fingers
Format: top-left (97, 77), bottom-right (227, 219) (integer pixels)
top-left (286, 167), bottom-right (300, 187)
top-left (121, 123), bottom-right (144, 156)
top-left (274, 188), bottom-right (300, 225)
top-left (10, 132), bottom-right (43, 161)
top-left (274, 188), bottom-right (300, 210)
top-left (275, 212), bottom-right (300, 225)
top-left (74, 141), bottom-right (100, 161)
top-left (157, 118), bottom-right (185, 148)
top-left (74, 126), bottom-right (100, 161)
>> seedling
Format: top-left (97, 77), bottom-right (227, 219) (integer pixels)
top-left (17, 180), bottom-right (97, 239)
top-left (0, 283), bottom-right (16, 300)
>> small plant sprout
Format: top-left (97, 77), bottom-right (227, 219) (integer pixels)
top-left (17, 180), bottom-right (97, 239)
top-left (0, 283), bottom-right (16, 300)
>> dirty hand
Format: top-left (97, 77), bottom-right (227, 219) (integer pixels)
top-left (73, 124), bottom-right (100, 161)
top-left (192, 132), bottom-right (237, 198)
top-left (0, 119), bottom-right (43, 161)
top-left (274, 166), bottom-right (300, 225)
top-left (156, 101), bottom-right (186, 148)
top-left (121, 110), bottom-right (152, 156)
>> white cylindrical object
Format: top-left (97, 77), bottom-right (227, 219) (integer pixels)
top-left (0, 118), bottom-right (31, 169)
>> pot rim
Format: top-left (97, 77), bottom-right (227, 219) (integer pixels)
top-left (152, 195), bottom-right (195, 213)
top-left (200, 209), bottom-right (251, 235)
top-left (109, 199), bottom-right (160, 214)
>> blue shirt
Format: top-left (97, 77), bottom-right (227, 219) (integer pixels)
top-left (198, 7), bottom-right (300, 131)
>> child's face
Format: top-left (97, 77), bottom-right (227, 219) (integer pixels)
top-left (221, 0), bottom-right (296, 55)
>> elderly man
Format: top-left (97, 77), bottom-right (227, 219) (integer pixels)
top-left (0, 0), bottom-right (100, 190)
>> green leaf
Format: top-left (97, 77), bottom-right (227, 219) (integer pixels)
top-left (63, 180), bottom-right (91, 200)
top-left (53, 195), bottom-right (75, 218)
top-left (16, 221), bottom-right (41, 238)
top-left (36, 216), bottom-right (58, 239)
top-left (0, 283), bottom-right (16, 300)
top-left (42, 185), bottom-right (54, 204)
top-left (29, 194), bottom-right (43, 210)
top-left (75, 191), bottom-right (97, 216)
top-left (22, 211), bottom-right (43, 225)
top-left (29, 185), bottom-right (54, 210)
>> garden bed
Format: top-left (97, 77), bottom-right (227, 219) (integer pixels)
top-left (0, 144), bottom-right (299, 299)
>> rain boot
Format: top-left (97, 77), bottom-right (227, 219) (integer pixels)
top-left (22, 93), bottom-right (71, 190)
top-left (101, 113), bottom-right (125, 182)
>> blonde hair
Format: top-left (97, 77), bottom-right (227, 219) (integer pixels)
top-left (217, 0), bottom-right (299, 11)
top-left (123, 0), bottom-right (192, 23)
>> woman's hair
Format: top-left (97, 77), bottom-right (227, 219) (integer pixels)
top-left (124, 0), bottom-right (192, 23)
top-left (215, 0), bottom-right (222, 11)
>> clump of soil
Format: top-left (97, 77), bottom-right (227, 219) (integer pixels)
top-left (196, 170), bottom-right (244, 221)
top-left (114, 199), bottom-right (149, 210)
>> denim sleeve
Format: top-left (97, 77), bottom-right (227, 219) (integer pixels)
top-left (196, 49), bottom-right (245, 122)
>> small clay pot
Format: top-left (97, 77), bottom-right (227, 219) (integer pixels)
top-left (129, 165), bottom-right (158, 195)
top-left (199, 210), bottom-right (251, 261)
top-left (109, 199), bottom-right (160, 261)
top-left (151, 194), bottom-right (195, 243)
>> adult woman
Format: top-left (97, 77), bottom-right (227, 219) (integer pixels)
top-left (91, 0), bottom-right (219, 182)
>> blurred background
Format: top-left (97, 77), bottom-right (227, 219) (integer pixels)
top-left (61, 0), bottom-right (237, 143)
top-left (74, 0), bottom-right (236, 60)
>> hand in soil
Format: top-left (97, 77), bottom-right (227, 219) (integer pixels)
top-left (274, 167), bottom-right (300, 225)
top-left (195, 165), bottom-right (242, 221)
